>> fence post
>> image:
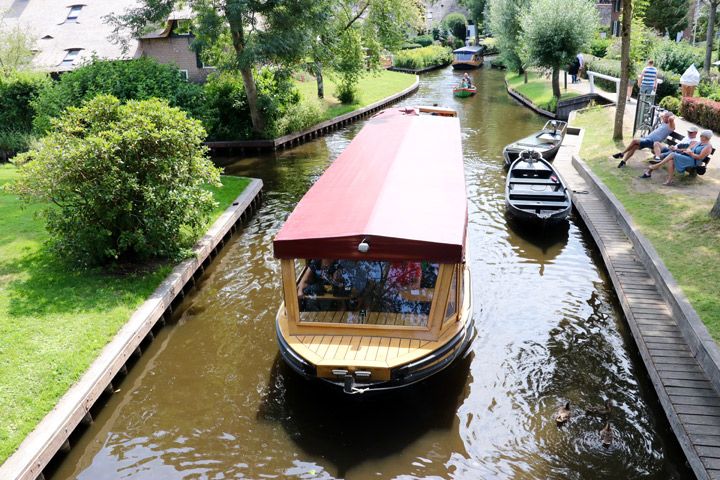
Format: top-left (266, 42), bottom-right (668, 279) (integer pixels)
top-left (588, 73), bottom-right (595, 94)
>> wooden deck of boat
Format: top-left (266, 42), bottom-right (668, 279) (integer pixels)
top-left (300, 311), bottom-right (428, 327)
top-left (554, 132), bottom-right (720, 480)
top-left (293, 335), bottom-right (433, 366)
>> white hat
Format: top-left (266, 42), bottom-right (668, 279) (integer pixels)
top-left (700, 129), bottom-right (713, 138)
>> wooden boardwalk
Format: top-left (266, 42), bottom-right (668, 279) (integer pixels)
top-left (554, 130), bottom-right (720, 480)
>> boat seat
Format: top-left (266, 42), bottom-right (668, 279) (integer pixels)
top-left (509, 190), bottom-right (566, 199)
top-left (512, 200), bottom-right (569, 209)
top-left (509, 177), bottom-right (558, 185)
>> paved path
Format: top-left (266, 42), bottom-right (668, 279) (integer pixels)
top-left (554, 132), bottom-right (720, 480)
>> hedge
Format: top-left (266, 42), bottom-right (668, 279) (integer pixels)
top-left (584, 55), bottom-right (679, 99)
top-left (0, 72), bottom-right (51, 134)
top-left (393, 45), bottom-right (452, 70)
top-left (651, 39), bottom-right (705, 75)
top-left (681, 97), bottom-right (720, 133)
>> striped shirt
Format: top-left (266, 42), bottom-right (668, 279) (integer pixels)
top-left (641, 66), bottom-right (658, 88)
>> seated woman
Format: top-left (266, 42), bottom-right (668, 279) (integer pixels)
top-left (300, 259), bottom-right (339, 295)
top-left (641, 129), bottom-right (713, 185)
top-left (384, 261), bottom-right (422, 313)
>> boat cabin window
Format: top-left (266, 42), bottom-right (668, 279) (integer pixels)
top-left (454, 53), bottom-right (475, 61)
top-left (295, 259), bottom-right (439, 327)
top-left (445, 266), bottom-right (458, 321)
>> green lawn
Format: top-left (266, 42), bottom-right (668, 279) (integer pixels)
top-left (572, 107), bottom-right (720, 342)
top-left (506, 71), bottom-right (580, 111)
top-left (293, 70), bottom-right (416, 121)
top-left (0, 164), bottom-right (250, 462)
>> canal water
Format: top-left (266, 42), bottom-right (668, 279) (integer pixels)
top-left (51, 66), bottom-right (692, 479)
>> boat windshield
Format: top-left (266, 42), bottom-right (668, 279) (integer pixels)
top-left (454, 53), bottom-right (474, 61)
top-left (296, 259), bottom-right (439, 327)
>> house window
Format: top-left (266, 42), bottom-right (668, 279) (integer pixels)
top-left (613, 0), bottom-right (621, 12)
top-left (60, 49), bottom-right (81, 67)
top-left (66, 5), bottom-right (83, 22)
top-left (179, 69), bottom-right (189, 80)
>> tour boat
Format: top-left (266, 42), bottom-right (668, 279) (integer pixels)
top-left (502, 120), bottom-right (567, 168)
top-left (453, 86), bottom-right (477, 97)
top-left (452, 45), bottom-right (484, 70)
top-left (273, 106), bottom-right (473, 394)
top-left (505, 150), bottom-right (572, 224)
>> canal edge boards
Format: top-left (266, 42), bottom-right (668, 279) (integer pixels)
top-left (0, 179), bottom-right (264, 480)
top-left (504, 79), bottom-right (556, 119)
top-left (205, 76), bottom-right (420, 154)
top-left (569, 156), bottom-right (720, 480)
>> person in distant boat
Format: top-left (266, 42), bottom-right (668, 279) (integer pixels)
top-left (641, 130), bottom-right (713, 185)
top-left (611, 111), bottom-right (675, 168)
top-left (461, 73), bottom-right (472, 89)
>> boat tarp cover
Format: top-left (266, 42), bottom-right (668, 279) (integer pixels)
top-left (453, 45), bottom-right (483, 54)
top-left (273, 108), bottom-right (467, 262)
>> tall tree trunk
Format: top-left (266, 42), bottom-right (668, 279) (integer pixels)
top-left (712, 192), bottom-right (720, 218)
top-left (315, 62), bottom-right (325, 99)
top-left (614, 0), bottom-right (633, 140)
top-left (703, 1), bottom-right (718, 77)
top-left (551, 67), bottom-right (561, 99)
top-left (227, 10), bottom-right (265, 135)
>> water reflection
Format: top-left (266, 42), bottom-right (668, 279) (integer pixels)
top-left (49, 66), bottom-right (691, 480)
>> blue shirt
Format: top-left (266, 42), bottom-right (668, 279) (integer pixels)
top-left (641, 66), bottom-right (657, 88)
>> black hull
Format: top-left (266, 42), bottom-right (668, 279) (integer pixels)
top-left (505, 155), bottom-right (572, 224)
top-left (276, 317), bottom-right (476, 394)
top-left (503, 142), bottom-right (562, 168)
top-left (452, 63), bottom-right (482, 70)
top-left (505, 200), bottom-right (571, 225)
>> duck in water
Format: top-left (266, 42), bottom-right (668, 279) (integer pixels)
top-left (600, 421), bottom-right (613, 448)
top-left (585, 399), bottom-right (613, 417)
top-left (554, 402), bottom-right (571, 425)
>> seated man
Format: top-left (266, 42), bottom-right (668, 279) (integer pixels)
top-left (650, 126), bottom-right (698, 164)
top-left (336, 260), bottom-right (382, 309)
top-left (301, 259), bottom-right (339, 296)
top-left (612, 111), bottom-right (675, 168)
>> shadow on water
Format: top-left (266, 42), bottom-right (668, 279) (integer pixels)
top-left (257, 354), bottom-right (473, 478)
top-left (504, 215), bottom-right (570, 274)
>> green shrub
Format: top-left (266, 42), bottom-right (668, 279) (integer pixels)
top-left (656, 71), bottom-right (680, 99)
top-left (544, 96), bottom-right (559, 113)
top-left (9, 95), bottom-right (221, 266)
top-left (393, 45), bottom-right (452, 70)
top-left (697, 79), bottom-right (720, 101)
top-left (443, 13), bottom-right (467, 41)
top-left (659, 95), bottom-right (681, 114)
top-left (203, 68), bottom-right (301, 140)
top-left (651, 39), bottom-right (704, 75)
top-left (681, 97), bottom-right (720, 133)
top-left (585, 56), bottom-right (622, 91)
top-left (32, 57), bottom-right (206, 134)
top-left (277, 99), bottom-right (323, 135)
top-left (0, 130), bottom-right (36, 160)
top-left (413, 34), bottom-right (433, 47)
top-left (589, 37), bottom-right (612, 58)
top-left (399, 43), bottom-right (422, 50)
top-left (0, 71), bottom-right (51, 134)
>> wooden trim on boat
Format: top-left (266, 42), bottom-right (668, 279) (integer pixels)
top-left (281, 259), bottom-right (301, 323)
top-left (429, 264), bottom-right (454, 339)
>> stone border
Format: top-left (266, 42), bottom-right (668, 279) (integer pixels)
top-left (504, 79), bottom-right (555, 118)
top-left (571, 157), bottom-right (720, 394)
top-left (0, 179), bottom-right (264, 480)
top-left (206, 76), bottom-right (420, 154)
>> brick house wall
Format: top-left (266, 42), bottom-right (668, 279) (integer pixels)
top-left (139, 35), bottom-right (213, 83)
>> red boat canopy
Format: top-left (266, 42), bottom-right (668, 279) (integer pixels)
top-left (273, 108), bottom-right (467, 263)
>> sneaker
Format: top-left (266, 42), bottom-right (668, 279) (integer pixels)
top-left (617, 160), bottom-right (626, 168)
top-left (612, 152), bottom-right (624, 159)
top-left (640, 171), bottom-right (652, 178)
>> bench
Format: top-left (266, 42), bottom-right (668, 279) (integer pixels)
top-left (645, 131), bottom-right (715, 175)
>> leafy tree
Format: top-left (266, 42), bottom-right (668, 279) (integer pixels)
top-left (519, 0), bottom-right (598, 99)
top-left (0, 15), bottom-right (35, 76)
top-left (614, 0), bottom-right (633, 140)
top-left (107, 0), bottom-right (328, 135)
top-left (702, 0), bottom-right (720, 76)
top-left (487, 0), bottom-right (529, 72)
top-left (31, 57), bottom-right (205, 134)
top-left (443, 13), bottom-right (468, 42)
top-left (9, 95), bottom-right (221, 266)
top-left (644, 0), bottom-right (689, 38)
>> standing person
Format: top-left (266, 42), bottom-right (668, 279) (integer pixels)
top-left (568, 57), bottom-right (580, 84)
top-left (638, 59), bottom-right (658, 95)
top-left (576, 52), bottom-right (585, 82)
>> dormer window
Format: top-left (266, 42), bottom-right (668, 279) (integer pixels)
top-left (66, 5), bottom-right (83, 22)
top-left (60, 49), bottom-right (82, 67)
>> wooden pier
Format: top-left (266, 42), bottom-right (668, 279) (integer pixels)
top-left (554, 129), bottom-right (720, 480)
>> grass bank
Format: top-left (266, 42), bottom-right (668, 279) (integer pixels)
top-left (293, 70), bottom-right (416, 122)
top-left (506, 71), bottom-right (580, 111)
top-left (572, 107), bottom-right (720, 341)
top-left (0, 164), bottom-right (250, 462)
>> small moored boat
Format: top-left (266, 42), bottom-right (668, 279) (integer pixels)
top-left (453, 87), bottom-right (477, 97)
top-left (273, 106), bottom-right (473, 394)
top-left (502, 120), bottom-right (567, 168)
top-left (505, 150), bottom-right (572, 224)
top-left (452, 45), bottom-right (484, 70)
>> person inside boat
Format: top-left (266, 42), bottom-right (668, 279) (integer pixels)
top-left (382, 261), bottom-right (423, 313)
top-left (336, 260), bottom-right (383, 309)
top-left (461, 73), bottom-right (472, 89)
top-left (301, 259), bottom-right (340, 295)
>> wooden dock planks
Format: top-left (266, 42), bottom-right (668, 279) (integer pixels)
top-left (564, 165), bottom-right (720, 480)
